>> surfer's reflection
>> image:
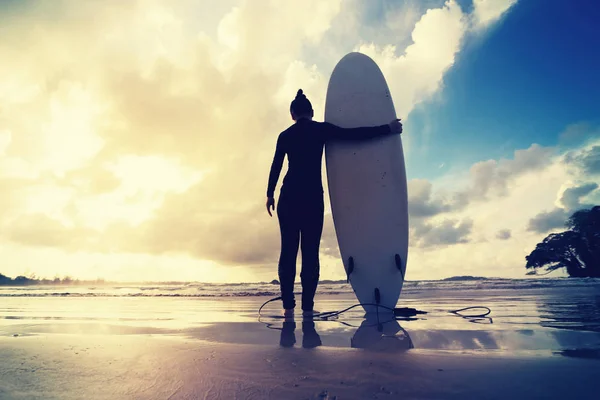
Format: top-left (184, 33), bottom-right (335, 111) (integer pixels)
top-left (351, 317), bottom-right (414, 352)
top-left (302, 320), bottom-right (322, 348)
top-left (279, 318), bottom-right (322, 349)
top-left (279, 319), bottom-right (296, 347)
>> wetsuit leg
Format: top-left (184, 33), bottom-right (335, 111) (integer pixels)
top-left (277, 195), bottom-right (300, 310)
top-left (299, 197), bottom-right (324, 311)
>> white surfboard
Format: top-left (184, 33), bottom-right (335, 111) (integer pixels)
top-left (324, 52), bottom-right (409, 314)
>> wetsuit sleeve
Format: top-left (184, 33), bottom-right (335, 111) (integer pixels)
top-left (266, 134), bottom-right (285, 198)
top-left (321, 121), bottom-right (392, 141)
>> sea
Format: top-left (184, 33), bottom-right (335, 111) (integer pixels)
top-left (1, 277), bottom-right (599, 299)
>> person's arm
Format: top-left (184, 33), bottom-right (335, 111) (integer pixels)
top-left (266, 135), bottom-right (285, 216)
top-left (322, 119), bottom-right (401, 141)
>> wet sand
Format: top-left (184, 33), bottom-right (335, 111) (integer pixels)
top-left (1, 287), bottom-right (600, 399)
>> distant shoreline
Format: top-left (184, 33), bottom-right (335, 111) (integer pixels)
top-left (0, 273), bottom-right (571, 287)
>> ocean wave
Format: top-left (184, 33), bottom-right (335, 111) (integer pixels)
top-left (0, 291), bottom-right (350, 298)
top-left (1, 278), bottom-right (598, 298)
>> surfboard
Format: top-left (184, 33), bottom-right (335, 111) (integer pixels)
top-left (324, 52), bottom-right (409, 314)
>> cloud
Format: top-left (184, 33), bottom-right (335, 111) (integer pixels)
top-left (402, 133), bottom-right (600, 278)
top-left (216, 0), bottom-right (342, 71)
top-left (412, 218), bottom-right (474, 247)
top-left (137, 181), bottom-right (282, 266)
top-left (6, 213), bottom-right (94, 249)
top-left (526, 208), bottom-right (568, 234)
top-left (464, 144), bottom-right (555, 200)
top-left (357, 0), bottom-right (467, 118)
top-left (559, 122), bottom-right (596, 144)
top-left (526, 181), bottom-right (599, 234)
top-left (0, 0), bottom-right (524, 281)
top-left (472, 0), bottom-right (518, 28)
top-left (356, 0), bottom-right (519, 119)
top-left (0, 130), bottom-right (10, 155)
top-left (408, 179), bottom-right (454, 218)
top-left (496, 229), bottom-right (512, 240)
top-left (0, 0), bottom-right (340, 264)
top-left (566, 145), bottom-right (600, 176)
top-left (559, 182), bottom-right (598, 210)
top-left (320, 215), bottom-right (339, 259)
top-left (406, 143), bottom-right (555, 223)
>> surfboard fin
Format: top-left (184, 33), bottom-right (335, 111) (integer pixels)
top-left (346, 256), bottom-right (355, 282)
top-left (395, 254), bottom-right (403, 275)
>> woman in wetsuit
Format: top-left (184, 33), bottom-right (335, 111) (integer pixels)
top-left (266, 89), bottom-right (402, 317)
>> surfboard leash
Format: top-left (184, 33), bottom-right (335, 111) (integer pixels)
top-left (257, 296), bottom-right (492, 322)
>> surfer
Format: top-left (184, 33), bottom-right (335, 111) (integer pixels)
top-left (266, 89), bottom-right (402, 317)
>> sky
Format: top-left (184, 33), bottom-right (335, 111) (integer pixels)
top-left (0, 0), bottom-right (599, 282)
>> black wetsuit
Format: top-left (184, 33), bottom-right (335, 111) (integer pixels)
top-left (267, 118), bottom-right (392, 311)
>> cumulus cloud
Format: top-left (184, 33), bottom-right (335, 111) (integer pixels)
top-left (566, 145), bottom-right (600, 176)
top-left (464, 144), bottom-right (555, 200)
top-left (471, 0), bottom-right (518, 28)
top-left (523, 139), bottom-right (600, 235)
top-left (526, 181), bottom-right (599, 233)
top-left (0, 0), bottom-right (524, 281)
top-left (560, 182), bottom-right (598, 210)
top-left (526, 208), bottom-right (568, 234)
top-left (356, 0), bottom-right (519, 118)
top-left (357, 0), bottom-right (467, 118)
top-left (7, 213), bottom-right (94, 249)
top-left (408, 179), bottom-right (454, 218)
top-left (0, 0), bottom-right (338, 261)
top-left (403, 133), bottom-right (600, 277)
top-left (406, 143), bottom-right (555, 221)
top-left (559, 123), bottom-right (594, 143)
top-left (496, 229), bottom-right (512, 240)
top-left (412, 218), bottom-right (474, 247)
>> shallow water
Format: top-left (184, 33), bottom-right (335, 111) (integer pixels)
top-left (1, 279), bottom-right (599, 358)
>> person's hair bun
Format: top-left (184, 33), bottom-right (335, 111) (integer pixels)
top-left (290, 88), bottom-right (312, 115)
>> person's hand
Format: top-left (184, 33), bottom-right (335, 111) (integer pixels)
top-left (266, 197), bottom-right (275, 217)
top-left (388, 118), bottom-right (403, 134)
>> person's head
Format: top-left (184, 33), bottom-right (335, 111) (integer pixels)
top-left (290, 89), bottom-right (313, 121)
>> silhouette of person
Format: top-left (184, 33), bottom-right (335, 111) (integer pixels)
top-left (266, 89), bottom-right (403, 317)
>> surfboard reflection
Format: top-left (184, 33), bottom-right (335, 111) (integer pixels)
top-left (350, 317), bottom-right (414, 352)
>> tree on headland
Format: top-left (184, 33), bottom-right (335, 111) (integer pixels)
top-left (0, 274), bottom-right (107, 286)
top-left (0, 273), bottom-right (11, 285)
top-left (526, 206), bottom-right (600, 277)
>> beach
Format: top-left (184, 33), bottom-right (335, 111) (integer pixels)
top-left (1, 278), bottom-right (600, 399)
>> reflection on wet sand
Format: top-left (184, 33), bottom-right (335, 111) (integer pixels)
top-left (279, 320), bottom-right (296, 348)
top-left (271, 315), bottom-right (503, 352)
top-left (535, 294), bottom-right (600, 358)
top-left (409, 329), bottom-right (499, 350)
top-left (279, 319), bottom-right (323, 349)
top-left (538, 295), bottom-right (600, 333)
top-left (276, 316), bottom-right (414, 352)
top-left (350, 317), bottom-right (413, 352)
